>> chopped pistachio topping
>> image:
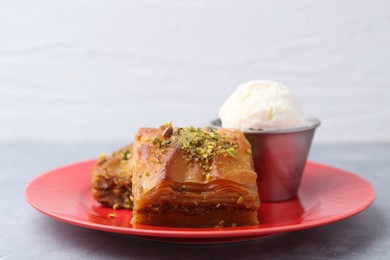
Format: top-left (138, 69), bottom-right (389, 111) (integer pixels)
top-left (152, 137), bottom-right (162, 147)
top-left (154, 124), bottom-right (240, 174)
top-left (162, 125), bottom-right (173, 138)
top-left (159, 122), bottom-right (172, 131)
top-left (97, 153), bottom-right (107, 163)
top-left (158, 125), bottom-right (239, 173)
top-left (161, 139), bottom-right (171, 147)
top-left (123, 150), bottom-right (132, 160)
top-left (237, 196), bottom-right (245, 205)
top-left (226, 147), bottom-right (237, 156)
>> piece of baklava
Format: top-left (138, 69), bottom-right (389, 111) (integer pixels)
top-left (92, 144), bottom-right (134, 209)
top-left (131, 124), bottom-right (260, 227)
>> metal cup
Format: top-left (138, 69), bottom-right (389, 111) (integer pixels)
top-left (210, 117), bottom-right (320, 202)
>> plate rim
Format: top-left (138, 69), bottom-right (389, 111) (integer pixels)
top-left (25, 160), bottom-right (376, 239)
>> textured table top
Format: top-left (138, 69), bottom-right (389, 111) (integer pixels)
top-left (1, 142), bottom-right (389, 259)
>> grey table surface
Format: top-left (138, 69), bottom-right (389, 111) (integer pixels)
top-left (1, 142), bottom-right (389, 259)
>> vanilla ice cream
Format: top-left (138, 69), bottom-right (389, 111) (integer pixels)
top-left (219, 80), bottom-right (308, 130)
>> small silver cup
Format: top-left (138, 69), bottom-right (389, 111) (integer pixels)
top-left (210, 117), bottom-right (320, 202)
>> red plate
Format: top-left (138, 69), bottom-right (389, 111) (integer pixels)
top-left (25, 161), bottom-right (375, 243)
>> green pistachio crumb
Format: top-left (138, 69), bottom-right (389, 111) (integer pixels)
top-left (237, 196), bottom-right (245, 205)
top-left (97, 153), bottom-right (106, 163)
top-left (227, 147), bottom-right (237, 156)
top-left (155, 125), bottom-right (240, 173)
top-left (153, 137), bottom-right (162, 147)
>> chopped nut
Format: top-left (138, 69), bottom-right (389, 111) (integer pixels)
top-left (161, 140), bottom-right (171, 147)
top-left (172, 127), bottom-right (180, 135)
top-left (125, 152), bottom-right (132, 159)
top-left (208, 131), bottom-right (216, 139)
top-left (237, 196), bottom-right (245, 205)
top-left (227, 147), bottom-right (236, 156)
top-left (159, 122), bottom-right (172, 131)
top-left (112, 203), bottom-right (119, 210)
top-left (156, 125), bottom-right (240, 174)
top-left (97, 153), bottom-right (106, 163)
top-left (145, 172), bottom-right (150, 177)
top-left (108, 213), bottom-right (116, 219)
top-left (215, 220), bottom-right (225, 228)
top-left (247, 148), bottom-right (252, 155)
top-left (153, 137), bottom-right (162, 147)
top-left (129, 195), bottom-right (134, 202)
top-left (162, 125), bottom-right (173, 138)
top-left (122, 151), bottom-right (132, 160)
top-left (216, 203), bottom-right (221, 208)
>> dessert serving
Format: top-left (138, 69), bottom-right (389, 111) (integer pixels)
top-left (26, 79), bottom-right (378, 244)
top-left (219, 80), bottom-right (309, 130)
top-left (92, 124), bottom-right (260, 227)
top-left (92, 144), bottom-right (134, 209)
top-left (92, 79), bottom-right (319, 224)
top-left (216, 80), bottom-right (320, 201)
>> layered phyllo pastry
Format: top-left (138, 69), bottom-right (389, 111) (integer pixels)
top-left (92, 144), bottom-right (134, 209)
top-left (92, 124), bottom-right (260, 227)
top-left (131, 124), bottom-right (260, 227)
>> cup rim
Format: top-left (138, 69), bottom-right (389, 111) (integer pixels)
top-left (210, 117), bottom-right (321, 134)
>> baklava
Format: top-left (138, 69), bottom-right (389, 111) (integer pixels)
top-left (131, 124), bottom-right (260, 227)
top-left (92, 144), bottom-right (134, 209)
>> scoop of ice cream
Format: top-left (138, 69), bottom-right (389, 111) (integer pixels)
top-left (219, 80), bottom-right (308, 130)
